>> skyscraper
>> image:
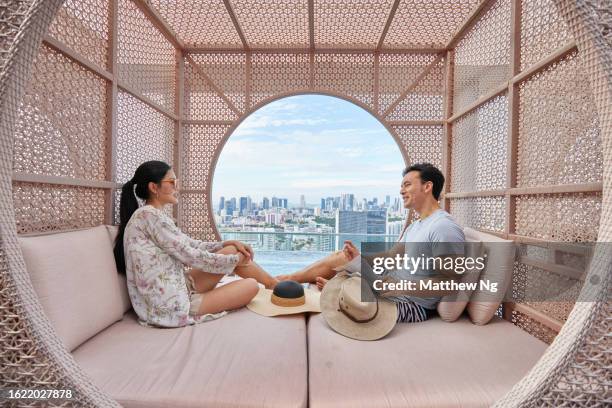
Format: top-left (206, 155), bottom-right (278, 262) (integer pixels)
top-left (366, 209), bottom-right (387, 234)
top-left (219, 196), bottom-right (225, 212)
top-left (385, 195), bottom-right (390, 207)
top-left (335, 210), bottom-right (367, 249)
top-left (239, 197), bottom-right (248, 215)
top-left (320, 198), bottom-right (325, 210)
top-left (263, 197), bottom-right (270, 209)
top-left (300, 195), bottom-right (306, 209)
top-left (271, 197), bottom-right (279, 208)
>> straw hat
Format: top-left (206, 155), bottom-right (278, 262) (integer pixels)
top-left (321, 274), bottom-right (398, 341)
top-left (247, 280), bottom-right (321, 317)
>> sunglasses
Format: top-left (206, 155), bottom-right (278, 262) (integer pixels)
top-left (160, 179), bottom-right (179, 189)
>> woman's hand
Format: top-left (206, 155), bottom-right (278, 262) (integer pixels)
top-left (222, 240), bottom-right (254, 262)
top-left (343, 240), bottom-right (360, 261)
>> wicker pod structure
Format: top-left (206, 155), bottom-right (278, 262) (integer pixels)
top-left (0, 0), bottom-right (610, 406)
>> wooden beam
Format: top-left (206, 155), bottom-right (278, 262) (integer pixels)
top-left (445, 0), bottom-right (495, 49)
top-left (132, 0), bottom-right (185, 50)
top-left (446, 189), bottom-right (506, 198)
top-left (376, 0), bottom-right (401, 51)
top-left (43, 35), bottom-right (113, 82)
top-left (183, 119), bottom-right (235, 126)
top-left (174, 50), bottom-right (184, 223)
top-left (117, 79), bottom-right (179, 120)
top-left (223, 0), bottom-right (249, 51)
top-left (508, 234), bottom-right (593, 256)
top-left (13, 172), bottom-right (120, 189)
top-left (184, 55), bottom-right (242, 117)
top-left (383, 52), bottom-right (445, 117)
top-left (519, 256), bottom-right (585, 281)
top-left (104, 0), bottom-right (119, 225)
top-left (245, 51), bottom-right (252, 111)
top-left (446, 182), bottom-right (602, 198)
top-left (184, 47), bottom-right (446, 54)
top-left (442, 49), bottom-right (454, 211)
top-left (373, 52), bottom-right (380, 114)
top-left (511, 303), bottom-right (564, 333)
top-left (511, 41), bottom-right (576, 85)
top-left (308, 0), bottom-right (315, 51)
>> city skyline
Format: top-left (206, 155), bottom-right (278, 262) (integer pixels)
top-left (212, 94), bottom-right (406, 204)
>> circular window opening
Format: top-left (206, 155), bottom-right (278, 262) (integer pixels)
top-left (212, 95), bottom-right (406, 275)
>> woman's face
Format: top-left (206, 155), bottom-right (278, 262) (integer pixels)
top-left (150, 169), bottom-right (179, 205)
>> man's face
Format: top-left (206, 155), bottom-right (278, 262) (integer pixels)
top-left (400, 171), bottom-right (432, 210)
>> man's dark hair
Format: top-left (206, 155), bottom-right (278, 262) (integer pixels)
top-left (402, 162), bottom-right (445, 200)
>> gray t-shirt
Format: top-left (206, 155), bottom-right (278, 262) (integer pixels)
top-left (388, 209), bottom-right (465, 309)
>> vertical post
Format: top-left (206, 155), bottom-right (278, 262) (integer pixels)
top-left (245, 51), bottom-right (252, 111)
top-left (373, 52), bottom-right (380, 114)
top-left (104, 0), bottom-right (119, 225)
top-left (442, 50), bottom-right (454, 212)
top-left (174, 49), bottom-right (185, 225)
top-left (309, 51), bottom-right (315, 90)
top-left (505, 0), bottom-right (521, 236)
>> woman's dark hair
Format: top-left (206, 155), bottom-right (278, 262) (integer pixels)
top-left (114, 160), bottom-right (171, 274)
top-left (402, 162), bottom-right (445, 200)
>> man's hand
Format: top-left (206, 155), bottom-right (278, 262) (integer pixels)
top-left (222, 240), bottom-right (254, 262)
top-left (343, 240), bottom-right (360, 261)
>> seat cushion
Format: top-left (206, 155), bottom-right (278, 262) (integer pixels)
top-left (464, 228), bottom-right (516, 325)
top-left (19, 225), bottom-right (125, 351)
top-left (308, 313), bottom-right (547, 408)
top-left (72, 308), bottom-right (308, 408)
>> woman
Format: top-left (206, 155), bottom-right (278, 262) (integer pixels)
top-left (114, 160), bottom-right (279, 328)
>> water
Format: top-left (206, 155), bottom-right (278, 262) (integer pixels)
top-left (251, 250), bottom-right (329, 276)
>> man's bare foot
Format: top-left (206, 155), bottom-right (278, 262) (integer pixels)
top-left (315, 276), bottom-right (328, 291)
top-left (265, 278), bottom-right (280, 290)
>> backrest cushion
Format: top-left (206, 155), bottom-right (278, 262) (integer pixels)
top-left (437, 231), bottom-right (484, 322)
top-left (105, 225), bottom-right (132, 314)
top-left (19, 225), bottom-right (125, 351)
top-left (465, 227), bottom-right (516, 325)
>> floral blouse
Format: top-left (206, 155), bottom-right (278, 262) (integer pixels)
top-left (123, 205), bottom-right (240, 328)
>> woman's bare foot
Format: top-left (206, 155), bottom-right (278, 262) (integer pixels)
top-left (315, 276), bottom-right (328, 291)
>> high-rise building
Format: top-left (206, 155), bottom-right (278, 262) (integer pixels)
top-left (320, 198), bottom-right (325, 210)
top-left (246, 196), bottom-right (252, 213)
top-left (385, 195), bottom-right (391, 207)
top-left (262, 197), bottom-right (270, 209)
top-left (280, 198), bottom-right (288, 209)
top-left (239, 197), bottom-right (248, 215)
top-left (219, 196), bottom-right (225, 211)
top-left (225, 199), bottom-right (234, 214)
top-left (300, 195), bottom-right (306, 209)
top-left (366, 209), bottom-right (387, 235)
top-left (230, 197), bottom-right (237, 213)
top-left (340, 193), bottom-right (355, 211)
top-left (335, 210), bottom-right (367, 249)
top-left (271, 197), bottom-right (279, 208)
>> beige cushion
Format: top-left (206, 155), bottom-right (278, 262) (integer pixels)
top-left (105, 225), bottom-right (131, 314)
top-left (73, 309), bottom-right (308, 408)
top-left (437, 232), bottom-right (484, 322)
top-left (465, 227), bottom-right (516, 325)
top-left (19, 225), bottom-right (125, 351)
top-left (308, 313), bottom-right (546, 408)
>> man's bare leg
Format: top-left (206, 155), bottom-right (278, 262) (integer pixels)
top-left (277, 250), bottom-right (349, 283)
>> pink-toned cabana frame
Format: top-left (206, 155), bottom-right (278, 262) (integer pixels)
top-left (0, 0), bottom-right (610, 406)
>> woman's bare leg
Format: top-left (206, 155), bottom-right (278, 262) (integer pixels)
top-left (277, 250), bottom-right (349, 283)
top-left (233, 261), bottom-right (279, 289)
top-left (196, 278), bottom-right (259, 315)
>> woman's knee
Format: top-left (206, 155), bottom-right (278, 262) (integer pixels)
top-left (242, 277), bottom-right (259, 299)
top-left (217, 245), bottom-right (238, 255)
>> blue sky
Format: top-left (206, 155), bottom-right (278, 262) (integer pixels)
top-left (212, 94), bottom-right (406, 207)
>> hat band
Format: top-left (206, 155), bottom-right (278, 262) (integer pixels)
top-left (271, 294), bottom-right (306, 307)
top-left (339, 299), bottom-right (379, 323)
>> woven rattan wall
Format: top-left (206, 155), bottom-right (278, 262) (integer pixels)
top-left (0, 0), bottom-right (609, 406)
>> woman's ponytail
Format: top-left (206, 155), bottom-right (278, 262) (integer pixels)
top-left (113, 160), bottom-right (171, 274)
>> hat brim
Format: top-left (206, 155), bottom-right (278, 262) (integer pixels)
top-left (247, 286), bottom-right (321, 317)
top-left (321, 275), bottom-right (398, 341)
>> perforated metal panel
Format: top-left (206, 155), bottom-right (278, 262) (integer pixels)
top-left (251, 52), bottom-right (310, 106)
top-left (453, 0), bottom-right (511, 113)
top-left (393, 125), bottom-right (443, 169)
top-left (517, 50), bottom-right (602, 187)
top-left (117, 0), bottom-right (176, 110)
top-left (449, 196), bottom-right (506, 232)
top-left (451, 94), bottom-right (508, 192)
top-left (182, 123), bottom-right (231, 190)
top-left (14, 44), bottom-right (108, 180)
top-left (189, 53), bottom-right (246, 113)
top-left (313, 53), bottom-right (375, 107)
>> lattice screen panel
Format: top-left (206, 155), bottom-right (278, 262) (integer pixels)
top-left (378, 53), bottom-right (438, 114)
top-left (189, 53), bottom-right (247, 113)
top-left (182, 124), bottom-right (232, 190)
top-left (384, 0), bottom-right (480, 48)
top-left (453, 0), bottom-right (511, 113)
top-left (116, 91), bottom-right (174, 183)
top-left (14, 44), bottom-right (108, 180)
top-left (517, 50), bottom-right (602, 187)
top-left (313, 53), bottom-right (374, 107)
top-left (232, 0), bottom-right (309, 48)
top-left (314, 0), bottom-right (393, 48)
top-left (392, 125), bottom-right (443, 170)
top-left (510, 309), bottom-right (558, 344)
top-left (449, 196), bottom-right (506, 232)
top-left (450, 94), bottom-right (508, 192)
top-left (47, 0), bottom-right (109, 69)
top-left (149, 0), bottom-right (242, 48)
top-left (515, 193), bottom-right (602, 242)
top-left (520, 0), bottom-right (573, 71)
top-left (387, 57), bottom-right (445, 120)
top-left (251, 53), bottom-right (310, 107)
top-left (184, 58), bottom-right (239, 120)
top-left (13, 183), bottom-right (105, 234)
top-left (179, 193), bottom-right (217, 241)
top-left (117, 0), bottom-right (176, 111)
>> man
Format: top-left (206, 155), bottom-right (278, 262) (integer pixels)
top-left (278, 162), bottom-right (465, 323)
